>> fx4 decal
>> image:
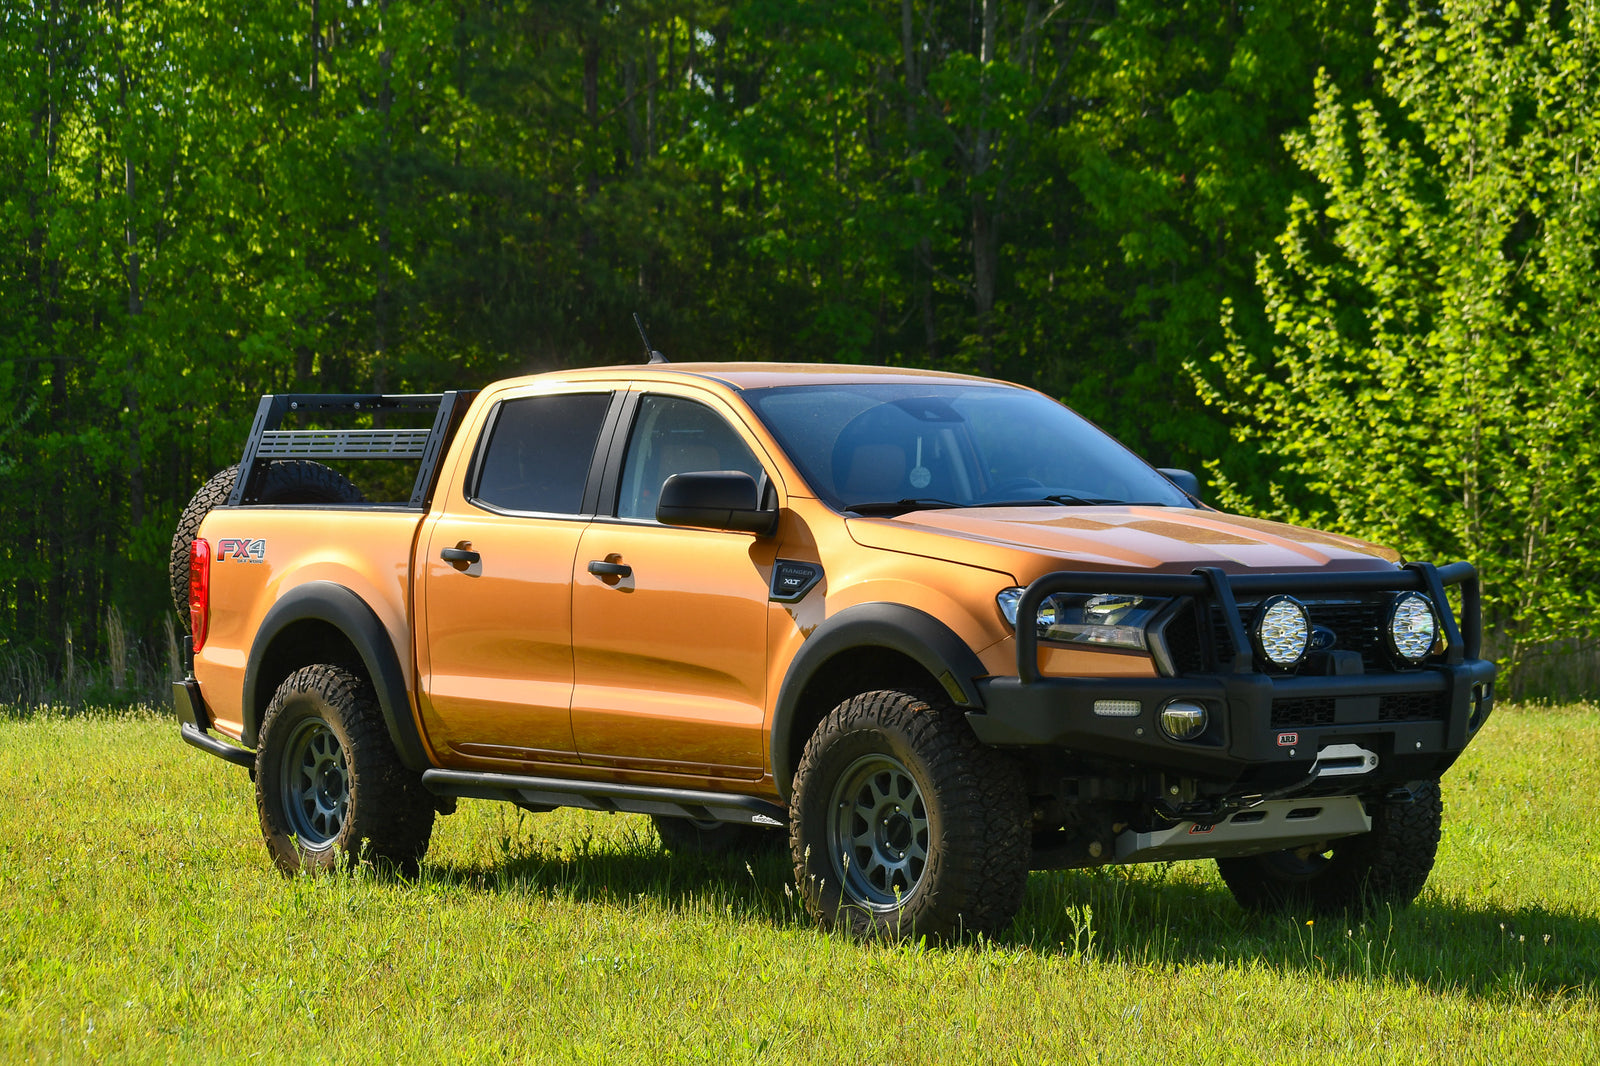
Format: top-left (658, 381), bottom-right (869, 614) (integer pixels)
top-left (217, 538), bottom-right (267, 563)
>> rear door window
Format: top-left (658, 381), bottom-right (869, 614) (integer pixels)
top-left (472, 392), bottom-right (612, 514)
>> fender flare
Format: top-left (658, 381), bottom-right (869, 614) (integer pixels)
top-left (242, 581), bottom-right (429, 771)
top-left (768, 602), bottom-right (989, 798)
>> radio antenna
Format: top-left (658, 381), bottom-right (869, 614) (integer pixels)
top-left (633, 313), bottom-right (669, 364)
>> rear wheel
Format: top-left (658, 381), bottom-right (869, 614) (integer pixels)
top-left (1216, 780), bottom-right (1443, 913)
top-left (255, 664), bottom-right (435, 875)
top-left (169, 462), bottom-right (365, 627)
top-left (651, 815), bottom-right (784, 856)
top-left (790, 689), bottom-right (1030, 941)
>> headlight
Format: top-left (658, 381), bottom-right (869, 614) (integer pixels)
top-left (1388, 592), bottom-right (1439, 663)
top-left (996, 588), bottom-right (1166, 651)
top-left (1252, 594), bottom-right (1309, 667)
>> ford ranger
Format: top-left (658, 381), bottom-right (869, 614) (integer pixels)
top-left (170, 362), bottom-right (1495, 940)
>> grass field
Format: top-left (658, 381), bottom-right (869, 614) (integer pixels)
top-left (2, 704), bottom-right (1598, 1063)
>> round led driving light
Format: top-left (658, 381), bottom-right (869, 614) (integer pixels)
top-left (1388, 592), bottom-right (1438, 664)
top-left (1159, 699), bottom-right (1208, 741)
top-left (1253, 595), bottom-right (1310, 668)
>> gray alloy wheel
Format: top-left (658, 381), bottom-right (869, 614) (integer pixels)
top-left (828, 752), bottom-right (930, 908)
top-left (278, 717), bottom-right (350, 847)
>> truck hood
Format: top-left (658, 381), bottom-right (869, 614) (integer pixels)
top-left (845, 505), bottom-right (1402, 580)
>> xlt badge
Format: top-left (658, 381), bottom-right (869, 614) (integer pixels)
top-left (770, 560), bottom-right (822, 603)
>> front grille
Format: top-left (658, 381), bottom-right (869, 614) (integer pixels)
top-left (1207, 596), bottom-right (1395, 673)
top-left (1272, 697), bottom-right (1336, 727)
top-left (1378, 691), bottom-right (1447, 722)
top-left (1269, 692), bottom-right (1445, 727)
top-left (1160, 603), bottom-right (1208, 674)
top-left (1160, 595), bottom-right (1396, 676)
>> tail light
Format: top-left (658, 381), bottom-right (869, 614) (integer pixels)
top-left (189, 539), bottom-right (211, 651)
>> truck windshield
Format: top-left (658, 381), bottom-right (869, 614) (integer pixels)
top-left (743, 382), bottom-right (1192, 514)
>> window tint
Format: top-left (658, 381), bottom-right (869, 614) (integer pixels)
top-left (616, 395), bottom-right (765, 519)
top-left (746, 383), bottom-right (1190, 510)
top-left (473, 393), bottom-right (611, 514)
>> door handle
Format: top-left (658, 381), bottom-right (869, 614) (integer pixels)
top-left (587, 560), bottom-right (632, 579)
top-left (441, 546), bottom-right (481, 565)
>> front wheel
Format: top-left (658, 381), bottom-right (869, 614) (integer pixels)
top-left (790, 689), bottom-right (1030, 941)
top-left (255, 664), bottom-right (435, 876)
top-left (1216, 780), bottom-right (1443, 913)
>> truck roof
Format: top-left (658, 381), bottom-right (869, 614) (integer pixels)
top-left (492, 362), bottom-right (1017, 392)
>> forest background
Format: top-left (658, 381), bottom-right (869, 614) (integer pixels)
top-left (3, 0), bottom-right (1598, 704)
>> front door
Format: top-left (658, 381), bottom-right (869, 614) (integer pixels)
top-left (570, 393), bottom-right (777, 777)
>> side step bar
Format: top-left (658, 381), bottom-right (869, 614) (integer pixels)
top-left (422, 768), bottom-right (789, 828)
top-left (180, 722), bottom-right (255, 768)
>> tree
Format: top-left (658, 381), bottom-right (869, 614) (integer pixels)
top-left (1199, 0), bottom-right (1600, 691)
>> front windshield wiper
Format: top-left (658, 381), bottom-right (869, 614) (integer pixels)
top-left (1042, 493), bottom-right (1122, 506)
top-left (845, 498), bottom-right (963, 516)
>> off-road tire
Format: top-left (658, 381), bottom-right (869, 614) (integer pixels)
top-left (169, 461), bottom-right (365, 628)
top-left (255, 664), bottom-right (435, 876)
top-left (652, 815), bottom-right (785, 856)
top-left (1216, 779), bottom-right (1443, 914)
top-left (790, 689), bottom-right (1030, 941)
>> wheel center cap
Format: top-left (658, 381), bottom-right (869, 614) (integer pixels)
top-left (882, 812), bottom-right (912, 852)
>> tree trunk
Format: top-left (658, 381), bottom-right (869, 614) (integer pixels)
top-left (970, 0), bottom-right (1000, 376)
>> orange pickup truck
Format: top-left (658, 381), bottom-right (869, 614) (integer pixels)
top-left (171, 362), bottom-right (1495, 940)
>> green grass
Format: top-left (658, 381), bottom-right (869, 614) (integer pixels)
top-left (2, 705), bottom-right (1598, 1063)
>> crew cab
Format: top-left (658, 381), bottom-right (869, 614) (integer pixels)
top-left (171, 363), bottom-right (1495, 939)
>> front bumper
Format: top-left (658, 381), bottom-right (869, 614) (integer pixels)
top-left (965, 562), bottom-right (1496, 787)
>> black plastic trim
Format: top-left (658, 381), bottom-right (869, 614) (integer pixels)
top-left (768, 602), bottom-right (988, 798)
top-left (770, 560), bottom-right (823, 603)
top-left (422, 768), bottom-right (787, 826)
top-left (594, 390), bottom-right (642, 517)
top-left (241, 582), bottom-right (429, 771)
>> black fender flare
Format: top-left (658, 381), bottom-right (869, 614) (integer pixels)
top-left (769, 602), bottom-right (989, 799)
top-left (242, 581), bottom-right (429, 771)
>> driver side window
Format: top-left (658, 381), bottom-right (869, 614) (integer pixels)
top-left (616, 395), bottom-right (766, 520)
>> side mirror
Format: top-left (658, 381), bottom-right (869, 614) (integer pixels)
top-left (1157, 467), bottom-right (1202, 502)
top-left (657, 471), bottom-right (778, 535)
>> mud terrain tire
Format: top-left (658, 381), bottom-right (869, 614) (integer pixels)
top-left (1216, 779), bottom-right (1443, 914)
top-left (790, 689), bottom-right (1030, 941)
top-left (255, 663), bottom-right (435, 876)
top-left (169, 461), bottom-right (365, 628)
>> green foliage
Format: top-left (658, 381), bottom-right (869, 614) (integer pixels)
top-left (13, 0), bottom-right (1558, 682)
top-left (1199, 1), bottom-right (1600, 690)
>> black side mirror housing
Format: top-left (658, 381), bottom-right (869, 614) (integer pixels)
top-left (1156, 467), bottom-right (1202, 502)
top-left (656, 471), bottom-right (778, 535)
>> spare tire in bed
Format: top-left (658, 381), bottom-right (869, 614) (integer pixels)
top-left (168, 461), bottom-right (366, 629)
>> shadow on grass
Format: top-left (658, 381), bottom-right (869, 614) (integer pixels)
top-left (1013, 866), bottom-right (1600, 1001)
top-left (420, 823), bottom-right (807, 928)
top-left (412, 830), bottom-right (1599, 1001)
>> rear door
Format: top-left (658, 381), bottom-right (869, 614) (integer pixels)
top-left (569, 390), bottom-right (778, 778)
top-left (416, 387), bottom-right (619, 769)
